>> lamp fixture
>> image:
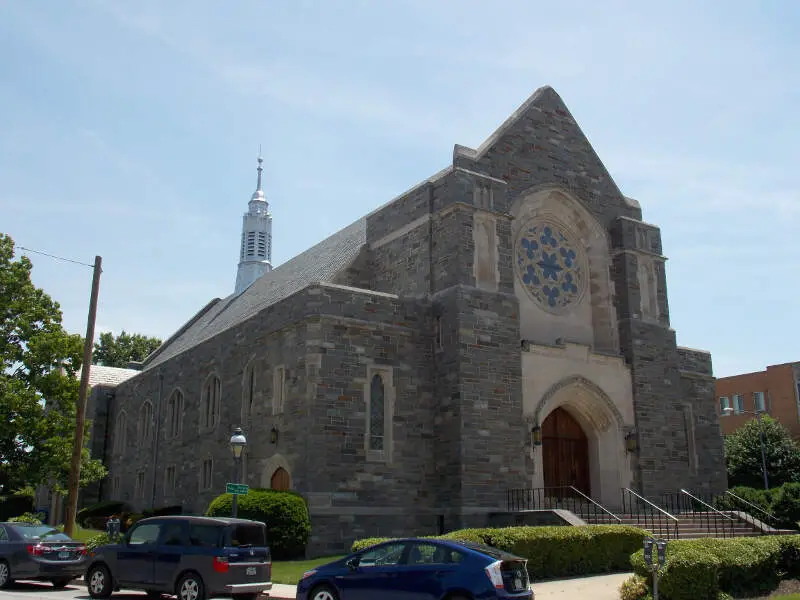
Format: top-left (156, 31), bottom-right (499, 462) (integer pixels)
top-left (625, 431), bottom-right (638, 453)
top-left (270, 425), bottom-right (279, 444)
top-left (531, 425), bottom-right (542, 446)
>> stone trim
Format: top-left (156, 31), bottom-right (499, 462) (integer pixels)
top-left (316, 281), bottom-right (399, 300)
top-left (454, 166), bottom-right (507, 184)
top-left (369, 214), bottom-right (431, 250)
top-left (533, 375), bottom-right (626, 431)
top-left (271, 365), bottom-right (285, 416)
top-left (259, 453), bottom-right (292, 489)
top-left (611, 247), bottom-right (668, 261)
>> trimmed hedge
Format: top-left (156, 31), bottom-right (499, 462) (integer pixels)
top-left (205, 488), bottom-right (310, 560)
top-left (626, 535), bottom-right (800, 600)
top-left (77, 500), bottom-right (132, 529)
top-left (351, 525), bottom-right (648, 580)
top-left (714, 483), bottom-right (800, 529)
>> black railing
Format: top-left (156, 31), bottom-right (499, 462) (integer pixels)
top-left (506, 486), bottom-right (621, 524)
top-left (661, 489), bottom-right (781, 534)
top-left (660, 489), bottom-right (737, 538)
top-left (621, 488), bottom-right (680, 539)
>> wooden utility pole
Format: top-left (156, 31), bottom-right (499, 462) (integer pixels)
top-left (63, 255), bottom-right (102, 538)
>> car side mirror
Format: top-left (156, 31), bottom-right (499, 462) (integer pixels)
top-left (345, 558), bottom-right (359, 571)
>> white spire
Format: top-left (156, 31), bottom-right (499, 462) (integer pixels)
top-left (235, 151), bottom-right (273, 295)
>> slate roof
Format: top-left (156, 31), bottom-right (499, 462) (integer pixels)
top-left (77, 364), bottom-right (141, 387)
top-left (142, 216), bottom-right (367, 370)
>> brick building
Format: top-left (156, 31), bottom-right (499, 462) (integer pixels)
top-left (85, 86), bottom-right (727, 555)
top-left (716, 362), bottom-right (800, 439)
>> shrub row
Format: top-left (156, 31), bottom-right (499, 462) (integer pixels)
top-left (623, 535), bottom-right (800, 600)
top-left (715, 483), bottom-right (800, 529)
top-left (206, 488), bottom-right (311, 560)
top-left (77, 501), bottom-right (183, 531)
top-left (352, 525), bottom-right (648, 580)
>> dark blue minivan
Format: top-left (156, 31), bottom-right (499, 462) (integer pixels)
top-left (85, 515), bottom-right (271, 600)
top-left (297, 537), bottom-right (534, 600)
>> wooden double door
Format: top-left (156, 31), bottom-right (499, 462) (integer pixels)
top-left (542, 407), bottom-right (591, 495)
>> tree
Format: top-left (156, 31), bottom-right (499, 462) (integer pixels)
top-left (93, 330), bottom-right (162, 368)
top-left (724, 415), bottom-right (800, 489)
top-left (0, 233), bottom-right (106, 493)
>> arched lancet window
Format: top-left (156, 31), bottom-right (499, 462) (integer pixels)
top-left (114, 411), bottom-right (128, 454)
top-left (166, 389), bottom-right (184, 439)
top-left (369, 374), bottom-right (385, 451)
top-left (202, 375), bottom-right (221, 430)
top-left (242, 362), bottom-right (256, 421)
top-left (138, 401), bottom-right (153, 445)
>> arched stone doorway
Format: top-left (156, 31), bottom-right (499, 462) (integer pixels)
top-left (542, 407), bottom-right (591, 494)
top-left (270, 467), bottom-right (290, 491)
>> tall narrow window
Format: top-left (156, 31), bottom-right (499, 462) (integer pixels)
top-left (114, 412), bottom-right (128, 454)
top-left (369, 374), bottom-right (385, 451)
top-left (243, 364), bottom-right (256, 421)
top-left (166, 390), bottom-right (184, 439)
top-left (719, 396), bottom-right (730, 414)
top-left (202, 376), bottom-right (221, 430)
top-left (112, 476), bottom-right (120, 496)
top-left (753, 391), bottom-right (766, 413)
top-left (135, 472), bottom-right (145, 498)
top-left (732, 394), bottom-right (744, 414)
top-left (435, 316), bottom-right (443, 352)
top-left (164, 465), bottom-right (176, 496)
top-left (139, 401), bottom-right (153, 445)
top-left (257, 232), bottom-right (266, 258)
top-left (272, 366), bottom-right (285, 415)
top-left (683, 404), bottom-right (697, 474)
top-left (247, 232), bottom-right (256, 257)
top-left (201, 458), bottom-right (213, 490)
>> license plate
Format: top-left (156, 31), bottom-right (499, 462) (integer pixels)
top-left (59, 551), bottom-right (70, 559)
top-left (246, 567), bottom-right (256, 576)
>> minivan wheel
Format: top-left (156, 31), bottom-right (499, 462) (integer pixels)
top-left (177, 572), bottom-right (206, 600)
top-left (310, 584), bottom-right (338, 600)
top-left (87, 565), bottom-right (113, 599)
top-left (0, 560), bottom-right (11, 589)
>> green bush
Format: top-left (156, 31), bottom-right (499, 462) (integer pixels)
top-left (205, 488), bottom-right (310, 560)
top-left (0, 493), bottom-right (35, 521)
top-left (631, 537), bottom-right (790, 600)
top-left (715, 484), bottom-right (800, 530)
top-left (77, 500), bottom-right (131, 528)
top-left (8, 512), bottom-right (43, 524)
top-left (771, 483), bottom-right (800, 528)
top-left (351, 525), bottom-right (648, 580)
top-left (619, 574), bottom-right (651, 600)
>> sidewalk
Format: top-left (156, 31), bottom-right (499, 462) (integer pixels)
top-left (267, 572), bottom-right (632, 599)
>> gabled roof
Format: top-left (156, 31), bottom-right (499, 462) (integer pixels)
top-left (143, 217), bottom-right (367, 370)
top-left (78, 364), bottom-right (140, 387)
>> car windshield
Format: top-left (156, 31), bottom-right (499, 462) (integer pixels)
top-left (11, 525), bottom-right (71, 542)
top-left (228, 524), bottom-right (266, 548)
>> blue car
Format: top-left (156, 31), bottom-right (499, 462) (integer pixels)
top-left (296, 537), bottom-right (533, 600)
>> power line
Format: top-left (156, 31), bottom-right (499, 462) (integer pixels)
top-left (18, 246), bottom-right (95, 269)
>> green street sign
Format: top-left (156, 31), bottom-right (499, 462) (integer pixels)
top-left (226, 483), bottom-right (249, 495)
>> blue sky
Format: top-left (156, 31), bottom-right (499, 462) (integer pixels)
top-left (1, 0), bottom-right (797, 378)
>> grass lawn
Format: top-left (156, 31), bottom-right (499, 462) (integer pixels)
top-left (271, 556), bottom-right (345, 585)
top-left (64, 525), bottom-right (103, 543)
top-left (771, 596), bottom-right (800, 600)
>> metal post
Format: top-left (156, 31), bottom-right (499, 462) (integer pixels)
top-left (653, 569), bottom-right (659, 600)
top-left (757, 411), bottom-right (769, 490)
top-left (63, 255), bottom-right (102, 538)
top-left (232, 456), bottom-right (240, 518)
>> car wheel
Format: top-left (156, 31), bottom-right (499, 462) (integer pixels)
top-left (310, 584), bottom-right (338, 600)
top-left (0, 560), bottom-right (11, 589)
top-left (177, 572), bottom-right (206, 600)
top-left (87, 564), bottom-right (113, 599)
top-left (51, 577), bottom-right (73, 588)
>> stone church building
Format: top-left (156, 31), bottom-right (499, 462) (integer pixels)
top-left (88, 86), bottom-right (727, 554)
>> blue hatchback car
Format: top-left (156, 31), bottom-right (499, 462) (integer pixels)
top-left (296, 537), bottom-right (533, 600)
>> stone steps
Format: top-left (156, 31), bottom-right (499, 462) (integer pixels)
top-left (576, 512), bottom-right (764, 539)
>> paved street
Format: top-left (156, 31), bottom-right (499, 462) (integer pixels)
top-left (0, 573), bottom-right (632, 600)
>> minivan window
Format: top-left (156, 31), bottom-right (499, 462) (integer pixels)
top-left (229, 524), bottom-right (266, 547)
top-left (189, 524), bottom-right (222, 548)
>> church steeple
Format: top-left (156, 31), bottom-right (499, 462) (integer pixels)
top-left (235, 151), bottom-right (273, 295)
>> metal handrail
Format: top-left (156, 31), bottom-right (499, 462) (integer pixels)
top-left (569, 486), bottom-right (622, 522)
top-left (725, 490), bottom-right (778, 524)
top-left (625, 488), bottom-right (679, 522)
top-left (680, 489), bottom-right (734, 520)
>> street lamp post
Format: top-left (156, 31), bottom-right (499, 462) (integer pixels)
top-left (229, 427), bottom-right (248, 518)
top-left (722, 407), bottom-right (769, 490)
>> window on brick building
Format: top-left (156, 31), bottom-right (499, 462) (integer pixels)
top-left (272, 366), bottom-right (285, 415)
top-left (138, 400), bottom-right (153, 445)
top-left (719, 396), bottom-right (730, 414)
top-left (753, 391), bottom-right (766, 413)
top-left (166, 389), bottom-right (184, 439)
top-left (201, 375), bottom-right (221, 430)
top-left (732, 394), bottom-right (744, 414)
top-left (201, 458), bottom-right (213, 490)
top-left (114, 411), bottom-right (128, 454)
